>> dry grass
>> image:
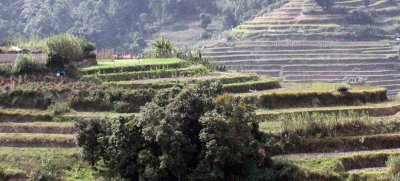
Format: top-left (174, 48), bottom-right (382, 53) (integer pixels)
top-left (0, 122), bottom-right (75, 134)
top-left (0, 133), bottom-right (76, 147)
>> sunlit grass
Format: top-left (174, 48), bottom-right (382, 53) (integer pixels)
top-left (82, 58), bottom-right (183, 71)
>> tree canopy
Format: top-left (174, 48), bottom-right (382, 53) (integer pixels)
top-left (76, 81), bottom-right (269, 180)
top-left (0, 0), bottom-right (278, 52)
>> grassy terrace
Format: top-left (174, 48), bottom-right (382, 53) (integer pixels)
top-left (276, 151), bottom-right (396, 180)
top-left (0, 133), bottom-right (75, 147)
top-left (82, 58), bottom-right (183, 71)
top-left (81, 64), bottom-right (209, 82)
top-left (217, 57), bottom-right (397, 64)
top-left (259, 110), bottom-right (400, 136)
top-left (256, 101), bottom-right (400, 121)
top-left (235, 83), bottom-right (387, 109)
top-left (0, 109), bottom-right (52, 122)
top-left (236, 83), bottom-right (386, 96)
top-left (0, 122), bottom-right (75, 134)
top-left (0, 147), bottom-right (90, 180)
top-left (60, 111), bottom-right (137, 121)
top-left (103, 73), bottom-right (261, 89)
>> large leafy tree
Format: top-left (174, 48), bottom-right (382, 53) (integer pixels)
top-left (76, 81), bottom-right (269, 180)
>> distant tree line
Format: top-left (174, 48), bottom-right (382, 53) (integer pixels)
top-left (0, 0), bottom-right (278, 52)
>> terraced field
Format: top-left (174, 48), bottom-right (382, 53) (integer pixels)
top-left (202, 0), bottom-right (400, 177)
top-left (203, 0), bottom-right (400, 96)
top-left (1, 57), bottom-right (399, 180)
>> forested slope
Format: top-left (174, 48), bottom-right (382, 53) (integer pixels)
top-left (0, 0), bottom-right (283, 52)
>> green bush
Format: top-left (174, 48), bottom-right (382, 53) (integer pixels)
top-left (83, 42), bottom-right (96, 53)
top-left (47, 103), bottom-right (72, 116)
top-left (347, 8), bottom-right (375, 24)
top-left (0, 89), bottom-right (54, 109)
top-left (387, 156), bottom-right (400, 181)
top-left (347, 25), bottom-right (385, 40)
top-left (68, 89), bottom-right (156, 113)
top-left (279, 112), bottom-right (374, 138)
top-left (45, 35), bottom-right (90, 70)
top-left (0, 65), bottom-right (12, 76)
top-left (12, 55), bottom-right (47, 75)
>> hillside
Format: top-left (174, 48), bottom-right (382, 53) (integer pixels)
top-left (1, 56), bottom-right (399, 180)
top-left (0, 0), bottom-right (284, 52)
top-left (203, 0), bottom-right (400, 96)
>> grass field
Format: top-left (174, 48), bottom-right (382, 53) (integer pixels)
top-left (82, 58), bottom-right (183, 71)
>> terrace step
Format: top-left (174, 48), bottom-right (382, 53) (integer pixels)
top-left (0, 122), bottom-right (75, 134)
top-left (207, 53), bottom-right (390, 60)
top-left (272, 133), bottom-right (400, 155)
top-left (256, 102), bottom-right (400, 121)
top-left (284, 70), bottom-right (398, 76)
top-left (272, 148), bottom-right (400, 159)
top-left (369, 79), bottom-right (400, 85)
top-left (244, 70), bottom-right (281, 77)
top-left (0, 109), bottom-right (52, 122)
top-left (282, 63), bottom-right (397, 71)
top-left (283, 74), bottom-right (400, 82)
top-left (103, 72), bottom-right (261, 89)
top-left (212, 58), bottom-right (396, 65)
top-left (347, 167), bottom-right (387, 173)
top-left (81, 65), bottom-right (209, 82)
top-left (206, 45), bottom-right (394, 52)
top-left (203, 49), bottom-right (395, 56)
top-left (0, 133), bottom-right (76, 148)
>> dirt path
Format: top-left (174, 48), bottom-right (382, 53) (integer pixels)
top-left (273, 148), bottom-right (400, 159)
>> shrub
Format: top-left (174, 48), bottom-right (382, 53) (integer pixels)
top-left (12, 55), bottom-right (46, 75)
top-left (45, 35), bottom-right (86, 69)
top-left (200, 14), bottom-right (212, 29)
top-left (315, 0), bottom-right (333, 10)
top-left (347, 8), bottom-right (375, 24)
top-left (0, 65), bottom-right (12, 76)
top-left (83, 42), bottom-right (96, 53)
top-left (279, 111), bottom-right (372, 138)
top-left (0, 89), bottom-right (54, 109)
top-left (387, 156), bottom-right (400, 180)
top-left (346, 25), bottom-right (385, 40)
top-left (337, 85), bottom-right (350, 93)
top-left (112, 101), bottom-right (132, 113)
top-left (151, 36), bottom-right (173, 57)
top-left (47, 103), bottom-right (72, 116)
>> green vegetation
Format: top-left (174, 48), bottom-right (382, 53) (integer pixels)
top-left (11, 54), bottom-right (47, 75)
top-left (257, 101), bottom-right (400, 121)
top-left (151, 36), bottom-right (173, 57)
top-left (239, 84), bottom-right (387, 109)
top-left (278, 152), bottom-right (396, 180)
top-left (81, 58), bottom-right (185, 74)
top-left (272, 112), bottom-right (400, 138)
top-left (223, 79), bottom-right (281, 93)
top-left (45, 35), bottom-right (95, 70)
top-left (387, 156), bottom-right (400, 181)
top-left (76, 82), bottom-right (269, 180)
top-left (82, 65), bottom-right (209, 82)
